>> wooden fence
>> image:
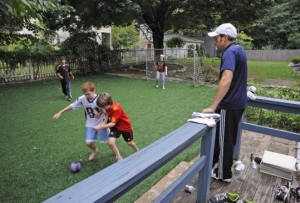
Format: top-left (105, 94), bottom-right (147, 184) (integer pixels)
top-left (0, 59), bottom-right (89, 84)
top-left (0, 59), bottom-right (57, 83)
top-left (245, 49), bottom-right (300, 62)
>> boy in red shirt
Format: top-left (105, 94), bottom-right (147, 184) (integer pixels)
top-left (94, 92), bottom-right (139, 161)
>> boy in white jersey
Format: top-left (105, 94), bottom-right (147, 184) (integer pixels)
top-left (53, 81), bottom-right (109, 161)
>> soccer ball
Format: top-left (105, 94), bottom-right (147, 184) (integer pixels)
top-left (70, 162), bottom-right (81, 173)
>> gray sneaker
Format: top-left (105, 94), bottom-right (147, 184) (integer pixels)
top-left (209, 192), bottom-right (239, 203)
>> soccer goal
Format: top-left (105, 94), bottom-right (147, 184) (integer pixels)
top-left (121, 48), bottom-right (204, 86)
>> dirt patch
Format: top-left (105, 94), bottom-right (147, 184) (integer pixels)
top-left (264, 79), bottom-right (298, 87)
top-left (107, 62), bottom-right (194, 81)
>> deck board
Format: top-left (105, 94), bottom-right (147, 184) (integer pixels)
top-left (172, 130), bottom-right (299, 203)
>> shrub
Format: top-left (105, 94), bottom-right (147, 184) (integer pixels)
top-left (245, 86), bottom-right (300, 133)
top-left (291, 56), bottom-right (300, 64)
top-left (166, 36), bottom-right (186, 48)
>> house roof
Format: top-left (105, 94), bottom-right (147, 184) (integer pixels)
top-left (164, 33), bottom-right (203, 43)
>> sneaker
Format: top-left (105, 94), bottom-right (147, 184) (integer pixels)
top-left (234, 160), bottom-right (245, 173)
top-left (68, 98), bottom-right (71, 101)
top-left (211, 168), bottom-right (218, 180)
top-left (290, 186), bottom-right (300, 201)
top-left (156, 85), bottom-right (158, 88)
top-left (211, 168), bottom-right (232, 183)
top-left (163, 86), bottom-right (165, 89)
top-left (209, 192), bottom-right (239, 203)
top-left (274, 185), bottom-right (289, 202)
top-left (222, 178), bottom-right (232, 183)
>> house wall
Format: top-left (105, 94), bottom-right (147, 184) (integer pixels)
top-left (203, 36), bottom-right (216, 57)
top-left (52, 27), bottom-right (112, 48)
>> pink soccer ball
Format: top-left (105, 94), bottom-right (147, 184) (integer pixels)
top-left (70, 162), bottom-right (81, 173)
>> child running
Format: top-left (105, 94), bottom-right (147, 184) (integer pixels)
top-left (53, 81), bottom-right (109, 161)
top-left (94, 92), bottom-right (139, 161)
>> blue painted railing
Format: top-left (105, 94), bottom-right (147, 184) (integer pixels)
top-left (44, 96), bottom-right (300, 203)
top-left (234, 96), bottom-right (300, 160)
top-left (43, 122), bottom-right (216, 203)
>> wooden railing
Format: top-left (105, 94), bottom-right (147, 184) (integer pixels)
top-left (43, 122), bottom-right (217, 203)
top-left (234, 96), bottom-right (300, 160)
top-left (43, 96), bottom-right (300, 203)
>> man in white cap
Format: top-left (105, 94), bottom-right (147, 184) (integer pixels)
top-left (202, 23), bottom-right (248, 182)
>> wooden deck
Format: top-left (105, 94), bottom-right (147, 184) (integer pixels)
top-left (172, 130), bottom-right (299, 203)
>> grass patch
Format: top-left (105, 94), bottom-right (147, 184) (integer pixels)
top-left (201, 58), bottom-right (298, 84)
top-left (247, 61), bottom-right (293, 83)
top-left (0, 75), bottom-right (215, 202)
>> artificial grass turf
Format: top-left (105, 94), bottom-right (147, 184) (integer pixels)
top-left (0, 74), bottom-right (215, 203)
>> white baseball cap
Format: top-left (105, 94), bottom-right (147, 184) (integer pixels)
top-left (208, 23), bottom-right (237, 38)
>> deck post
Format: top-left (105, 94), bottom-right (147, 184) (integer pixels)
top-left (197, 125), bottom-right (216, 203)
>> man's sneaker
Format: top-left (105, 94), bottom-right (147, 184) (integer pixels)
top-left (211, 168), bottom-right (232, 182)
top-left (211, 168), bottom-right (218, 180)
top-left (222, 178), bottom-right (232, 183)
top-left (209, 192), bottom-right (239, 203)
top-left (156, 85), bottom-right (158, 88)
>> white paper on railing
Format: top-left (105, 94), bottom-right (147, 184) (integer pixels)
top-left (187, 117), bottom-right (216, 127)
top-left (191, 112), bottom-right (220, 119)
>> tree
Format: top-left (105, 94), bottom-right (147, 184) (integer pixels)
top-left (237, 32), bottom-right (254, 50)
top-left (112, 22), bottom-right (139, 49)
top-left (137, 0), bottom-right (274, 53)
top-left (0, 0), bottom-right (57, 23)
top-left (55, 0), bottom-right (274, 54)
top-left (0, 0), bottom-right (70, 45)
top-left (248, 0), bottom-right (300, 49)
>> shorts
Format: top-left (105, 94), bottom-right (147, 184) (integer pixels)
top-left (85, 127), bottom-right (110, 143)
top-left (109, 127), bottom-right (133, 142)
top-left (156, 71), bottom-right (165, 80)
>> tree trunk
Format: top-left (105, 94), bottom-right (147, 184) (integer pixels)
top-left (152, 29), bottom-right (164, 57)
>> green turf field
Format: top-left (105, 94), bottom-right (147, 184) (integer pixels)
top-left (0, 75), bottom-right (214, 202)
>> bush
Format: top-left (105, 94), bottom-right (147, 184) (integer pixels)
top-left (245, 86), bottom-right (300, 133)
top-left (166, 36), bottom-right (186, 48)
top-left (60, 32), bottom-right (121, 72)
top-left (202, 65), bottom-right (219, 84)
top-left (291, 56), bottom-right (300, 64)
